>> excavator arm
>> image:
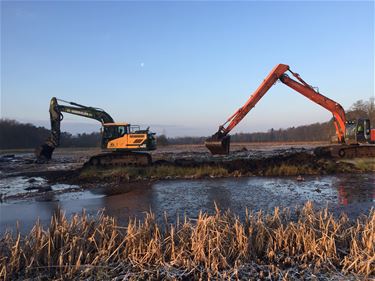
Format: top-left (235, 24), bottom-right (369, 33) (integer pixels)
top-left (205, 64), bottom-right (347, 154)
top-left (279, 72), bottom-right (346, 142)
top-left (35, 97), bottom-right (115, 161)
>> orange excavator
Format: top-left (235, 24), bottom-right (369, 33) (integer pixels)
top-left (205, 64), bottom-right (375, 157)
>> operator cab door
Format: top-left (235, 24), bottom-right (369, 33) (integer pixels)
top-left (346, 119), bottom-right (371, 144)
top-left (345, 119), bottom-right (370, 144)
top-left (363, 119), bottom-right (371, 142)
top-left (356, 119), bottom-right (370, 143)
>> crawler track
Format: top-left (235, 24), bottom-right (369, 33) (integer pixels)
top-left (314, 144), bottom-right (375, 158)
top-left (87, 152), bottom-right (152, 167)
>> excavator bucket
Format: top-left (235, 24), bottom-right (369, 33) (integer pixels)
top-left (205, 135), bottom-right (231, 155)
top-left (35, 143), bottom-right (55, 162)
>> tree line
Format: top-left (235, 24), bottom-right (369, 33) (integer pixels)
top-left (0, 119), bottom-right (101, 149)
top-left (0, 98), bottom-right (373, 149)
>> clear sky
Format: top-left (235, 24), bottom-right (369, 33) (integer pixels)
top-left (1, 1), bottom-right (374, 137)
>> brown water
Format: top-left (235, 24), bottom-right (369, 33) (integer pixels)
top-left (1, 173), bottom-right (374, 233)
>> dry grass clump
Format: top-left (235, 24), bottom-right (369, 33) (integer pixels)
top-left (79, 165), bottom-right (229, 181)
top-left (341, 158), bottom-right (375, 172)
top-left (0, 202), bottom-right (374, 280)
top-left (264, 164), bottom-right (317, 176)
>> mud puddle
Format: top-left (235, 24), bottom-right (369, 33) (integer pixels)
top-left (0, 152), bottom-right (85, 178)
top-left (1, 173), bottom-right (373, 233)
top-left (0, 176), bottom-right (81, 203)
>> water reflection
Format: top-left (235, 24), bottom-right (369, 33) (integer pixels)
top-left (336, 174), bottom-right (375, 206)
top-left (1, 173), bottom-right (374, 233)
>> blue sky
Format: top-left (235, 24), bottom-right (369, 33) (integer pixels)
top-left (1, 1), bottom-right (374, 137)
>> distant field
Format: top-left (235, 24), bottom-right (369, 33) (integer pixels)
top-left (0, 147), bottom-right (100, 156)
top-left (152, 141), bottom-right (329, 154)
top-left (0, 141), bottom-right (329, 156)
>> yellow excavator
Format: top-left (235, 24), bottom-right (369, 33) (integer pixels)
top-left (36, 97), bottom-right (156, 166)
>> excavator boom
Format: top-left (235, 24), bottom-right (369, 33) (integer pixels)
top-left (205, 64), bottom-right (289, 154)
top-left (279, 73), bottom-right (346, 142)
top-left (205, 64), bottom-right (347, 154)
top-left (36, 97), bottom-right (116, 161)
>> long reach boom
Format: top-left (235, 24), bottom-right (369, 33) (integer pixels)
top-left (205, 64), bottom-right (347, 154)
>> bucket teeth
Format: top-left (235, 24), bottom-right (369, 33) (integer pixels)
top-left (205, 135), bottom-right (231, 155)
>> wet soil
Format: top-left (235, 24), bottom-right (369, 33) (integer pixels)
top-left (0, 144), bottom-right (374, 233)
top-left (0, 143), bottom-right (375, 197)
top-left (64, 148), bottom-right (371, 186)
top-left (0, 143), bottom-right (326, 177)
top-left (1, 173), bottom-right (374, 233)
top-left (0, 144), bottom-right (373, 202)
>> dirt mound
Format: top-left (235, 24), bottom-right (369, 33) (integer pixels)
top-left (153, 151), bottom-right (322, 177)
top-left (72, 149), bottom-right (369, 184)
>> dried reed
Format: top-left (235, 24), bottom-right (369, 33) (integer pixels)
top-left (0, 202), bottom-right (373, 280)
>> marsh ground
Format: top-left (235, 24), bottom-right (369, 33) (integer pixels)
top-left (0, 143), bottom-right (373, 234)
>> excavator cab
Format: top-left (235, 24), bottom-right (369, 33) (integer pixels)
top-left (101, 124), bottom-right (127, 148)
top-left (345, 119), bottom-right (371, 144)
top-left (101, 123), bottom-right (156, 151)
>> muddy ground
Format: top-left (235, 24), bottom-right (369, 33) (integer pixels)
top-left (0, 143), bottom-right (374, 234)
top-left (0, 142), bottom-right (374, 202)
top-left (0, 142), bottom-right (326, 176)
top-left (0, 142), bottom-right (368, 178)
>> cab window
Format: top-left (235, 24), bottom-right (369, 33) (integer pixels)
top-left (103, 126), bottom-right (116, 138)
top-left (117, 126), bottom-right (128, 137)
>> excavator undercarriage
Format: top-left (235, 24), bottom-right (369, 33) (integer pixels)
top-left (86, 152), bottom-right (152, 167)
top-left (314, 144), bottom-right (375, 159)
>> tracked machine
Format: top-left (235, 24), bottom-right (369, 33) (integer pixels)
top-left (205, 64), bottom-right (375, 158)
top-left (36, 97), bottom-right (156, 166)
